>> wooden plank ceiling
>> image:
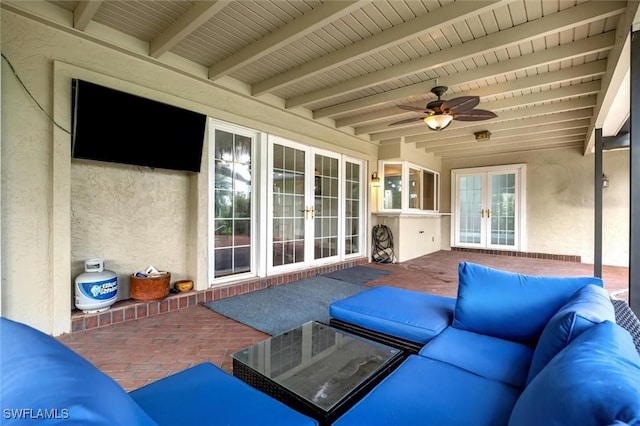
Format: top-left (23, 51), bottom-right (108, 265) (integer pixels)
top-left (6, 0), bottom-right (636, 159)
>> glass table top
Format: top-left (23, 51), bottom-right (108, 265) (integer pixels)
top-left (232, 321), bottom-right (402, 412)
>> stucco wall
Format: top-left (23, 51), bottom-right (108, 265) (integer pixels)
top-left (1, 10), bottom-right (377, 334)
top-left (441, 147), bottom-right (629, 266)
top-left (70, 162), bottom-right (193, 302)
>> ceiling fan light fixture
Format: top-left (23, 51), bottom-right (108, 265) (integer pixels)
top-left (424, 114), bottom-right (453, 130)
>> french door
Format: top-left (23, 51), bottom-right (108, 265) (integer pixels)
top-left (268, 136), bottom-right (363, 273)
top-left (452, 165), bottom-right (525, 250)
top-left (209, 121), bottom-right (257, 280)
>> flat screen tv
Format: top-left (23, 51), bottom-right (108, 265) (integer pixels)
top-left (71, 79), bottom-right (206, 173)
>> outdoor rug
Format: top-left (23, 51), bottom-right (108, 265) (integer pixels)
top-left (321, 265), bottom-right (390, 285)
top-left (203, 276), bottom-right (367, 336)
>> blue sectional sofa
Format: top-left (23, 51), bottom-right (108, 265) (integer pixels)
top-left (330, 262), bottom-right (640, 425)
top-left (0, 317), bottom-right (317, 426)
top-left (3, 261), bottom-right (640, 426)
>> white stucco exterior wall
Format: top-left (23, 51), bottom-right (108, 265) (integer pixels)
top-left (441, 147), bottom-right (629, 267)
top-left (1, 10), bottom-right (377, 335)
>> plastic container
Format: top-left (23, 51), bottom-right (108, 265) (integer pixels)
top-left (74, 259), bottom-right (118, 313)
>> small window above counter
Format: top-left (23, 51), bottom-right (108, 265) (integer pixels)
top-left (374, 161), bottom-right (441, 213)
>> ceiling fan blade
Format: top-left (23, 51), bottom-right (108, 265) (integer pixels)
top-left (442, 96), bottom-right (480, 113)
top-left (388, 116), bottom-right (426, 126)
top-left (453, 109), bottom-right (498, 121)
top-left (397, 105), bottom-right (428, 112)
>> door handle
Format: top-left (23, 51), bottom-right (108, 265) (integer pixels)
top-left (487, 209), bottom-right (491, 218)
top-left (481, 209), bottom-right (484, 218)
top-left (300, 206), bottom-right (316, 220)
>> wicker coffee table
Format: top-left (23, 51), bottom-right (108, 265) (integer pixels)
top-left (232, 321), bottom-right (404, 425)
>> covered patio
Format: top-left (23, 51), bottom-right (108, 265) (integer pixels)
top-left (57, 250), bottom-right (629, 392)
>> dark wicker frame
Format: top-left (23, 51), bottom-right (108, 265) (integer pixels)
top-left (329, 318), bottom-right (424, 354)
top-left (612, 299), bottom-right (640, 354)
top-left (233, 351), bottom-right (404, 426)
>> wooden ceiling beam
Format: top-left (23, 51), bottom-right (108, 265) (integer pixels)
top-left (251, 0), bottom-right (504, 96)
top-left (150, 1), bottom-right (230, 59)
top-left (209, 1), bottom-right (366, 80)
top-left (316, 34), bottom-right (613, 120)
top-left (73, 1), bottom-right (102, 31)
top-left (287, 1), bottom-right (624, 108)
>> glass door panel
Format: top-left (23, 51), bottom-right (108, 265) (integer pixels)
top-left (212, 128), bottom-right (253, 278)
top-left (344, 160), bottom-right (362, 256)
top-left (489, 173), bottom-right (516, 248)
top-left (272, 143), bottom-right (305, 267)
top-left (314, 153), bottom-right (339, 260)
top-left (457, 175), bottom-right (483, 246)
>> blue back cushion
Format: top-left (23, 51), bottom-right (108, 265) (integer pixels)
top-left (509, 321), bottom-right (640, 426)
top-left (526, 284), bottom-right (614, 385)
top-left (0, 318), bottom-right (157, 426)
top-left (453, 262), bottom-right (603, 342)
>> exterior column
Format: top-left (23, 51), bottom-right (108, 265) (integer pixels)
top-left (630, 28), bottom-right (640, 313)
top-left (595, 128), bottom-right (603, 279)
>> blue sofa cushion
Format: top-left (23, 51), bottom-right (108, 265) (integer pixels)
top-left (526, 284), bottom-right (614, 385)
top-left (130, 362), bottom-right (317, 426)
top-left (453, 262), bottom-right (603, 342)
top-left (334, 355), bottom-right (520, 426)
top-left (509, 321), bottom-right (640, 426)
top-left (329, 286), bottom-right (455, 344)
top-left (0, 317), bottom-right (157, 426)
top-left (419, 326), bottom-right (533, 389)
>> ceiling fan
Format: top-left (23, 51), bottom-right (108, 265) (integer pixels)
top-left (388, 86), bottom-right (497, 131)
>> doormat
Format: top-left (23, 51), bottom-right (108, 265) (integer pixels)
top-left (321, 265), bottom-right (391, 285)
top-left (204, 276), bottom-right (367, 336)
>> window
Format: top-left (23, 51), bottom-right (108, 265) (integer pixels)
top-left (380, 161), bottom-right (440, 212)
top-left (210, 124), bottom-right (256, 279)
top-left (383, 163), bottom-right (402, 209)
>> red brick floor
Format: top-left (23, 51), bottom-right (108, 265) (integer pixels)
top-left (56, 250), bottom-right (629, 392)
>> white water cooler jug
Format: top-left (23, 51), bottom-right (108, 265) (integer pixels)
top-left (74, 259), bottom-right (118, 313)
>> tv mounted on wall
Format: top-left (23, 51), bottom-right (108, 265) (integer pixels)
top-left (71, 79), bottom-right (207, 173)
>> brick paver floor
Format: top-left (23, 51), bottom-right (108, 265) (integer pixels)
top-left (56, 250), bottom-right (629, 391)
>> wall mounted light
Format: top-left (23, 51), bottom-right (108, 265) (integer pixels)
top-left (602, 173), bottom-right (609, 188)
top-left (371, 171), bottom-right (381, 187)
top-left (474, 130), bottom-right (491, 141)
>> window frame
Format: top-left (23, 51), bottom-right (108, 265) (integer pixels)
top-left (208, 119), bottom-right (259, 284)
top-left (379, 161), bottom-right (440, 213)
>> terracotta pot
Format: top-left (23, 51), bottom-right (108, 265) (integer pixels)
top-left (174, 279), bottom-right (194, 292)
top-left (130, 272), bottom-right (170, 301)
